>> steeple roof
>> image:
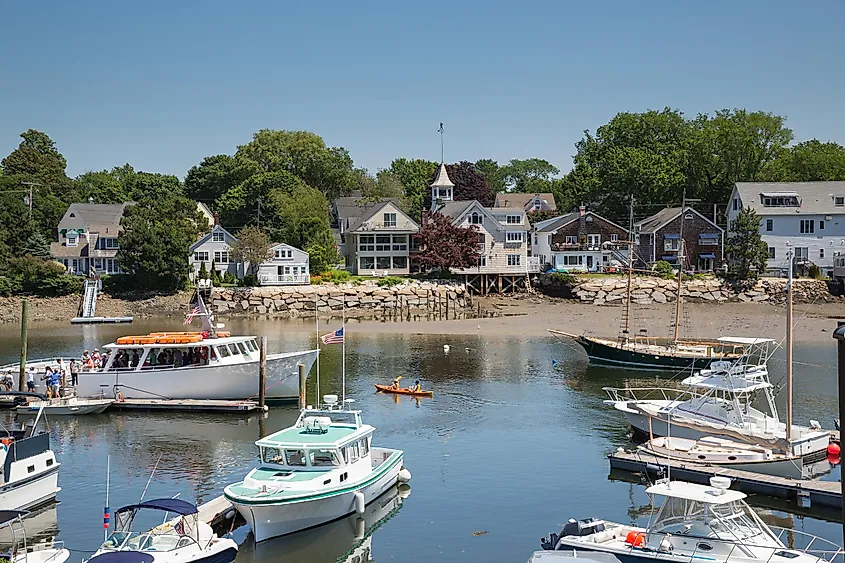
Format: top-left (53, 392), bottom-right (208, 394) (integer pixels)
top-left (430, 163), bottom-right (454, 188)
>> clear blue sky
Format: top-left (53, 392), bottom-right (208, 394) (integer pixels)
top-left (1, 0), bottom-right (842, 179)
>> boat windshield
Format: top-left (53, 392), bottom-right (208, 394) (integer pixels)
top-left (650, 497), bottom-right (775, 544)
top-left (102, 527), bottom-right (197, 552)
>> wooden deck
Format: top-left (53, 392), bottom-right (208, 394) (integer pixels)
top-left (609, 450), bottom-right (841, 509)
top-left (108, 398), bottom-right (261, 413)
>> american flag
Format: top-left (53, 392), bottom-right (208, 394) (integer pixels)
top-left (320, 327), bottom-right (344, 345)
top-left (184, 303), bottom-right (201, 325)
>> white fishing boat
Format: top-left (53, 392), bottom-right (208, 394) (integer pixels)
top-left (0, 407), bottom-right (61, 511)
top-left (0, 510), bottom-right (68, 563)
top-left (224, 395), bottom-right (410, 541)
top-left (86, 498), bottom-right (237, 563)
top-left (541, 477), bottom-right (843, 563)
top-left (15, 395), bottom-right (112, 416)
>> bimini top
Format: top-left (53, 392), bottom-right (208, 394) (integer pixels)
top-left (646, 480), bottom-right (746, 505)
top-left (682, 374), bottom-right (772, 393)
top-left (0, 510), bottom-right (28, 527)
top-left (716, 337), bottom-right (775, 345)
top-left (87, 553), bottom-right (155, 563)
top-left (115, 498), bottom-right (198, 516)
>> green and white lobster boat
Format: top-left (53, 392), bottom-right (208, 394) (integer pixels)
top-left (224, 395), bottom-right (410, 542)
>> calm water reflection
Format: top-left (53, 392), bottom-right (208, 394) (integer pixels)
top-left (0, 319), bottom-right (840, 562)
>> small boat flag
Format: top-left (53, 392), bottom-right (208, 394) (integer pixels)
top-left (104, 506), bottom-right (109, 529)
top-left (320, 327), bottom-right (344, 345)
top-left (184, 303), bottom-right (201, 325)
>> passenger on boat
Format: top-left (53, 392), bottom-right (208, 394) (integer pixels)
top-left (131, 350), bottom-right (140, 368)
top-left (174, 349), bottom-right (183, 366)
top-left (411, 380), bottom-right (421, 392)
top-left (92, 349), bottom-right (101, 366)
top-left (26, 367), bottom-right (36, 392)
top-left (392, 376), bottom-right (402, 389)
top-left (69, 360), bottom-right (79, 386)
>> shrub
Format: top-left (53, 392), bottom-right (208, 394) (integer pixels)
top-left (549, 272), bottom-right (576, 285)
top-left (4, 256), bottom-right (83, 296)
top-left (241, 274), bottom-right (257, 287)
top-left (223, 271), bottom-right (236, 284)
top-left (322, 269), bottom-right (350, 283)
top-left (653, 260), bottom-right (674, 279)
top-left (0, 276), bottom-right (21, 296)
top-left (377, 276), bottom-right (404, 288)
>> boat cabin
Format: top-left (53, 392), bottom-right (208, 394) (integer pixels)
top-left (101, 334), bottom-right (261, 371)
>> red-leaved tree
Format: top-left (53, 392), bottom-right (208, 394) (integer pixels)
top-left (414, 212), bottom-right (480, 272)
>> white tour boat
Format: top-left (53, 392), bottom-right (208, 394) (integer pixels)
top-left (0, 510), bottom-right (69, 563)
top-left (0, 408), bottom-right (61, 511)
top-left (86, 498), bottom-right (237, 563)
top-left (541, 477), bottom-right (843, 563)
top-left (224, 394), bottom-right (410, 542)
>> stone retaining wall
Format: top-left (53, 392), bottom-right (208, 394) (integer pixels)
top-left (211, 280), bottom-right (472, 319)
top-left (546, 276), bottom-right (837, 305)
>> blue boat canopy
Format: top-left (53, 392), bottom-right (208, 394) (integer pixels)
top-left (115, 498), bottom-right (198, 516)
top-left (663, 233), bottom-right (680, 239)
top-left (87, 553), bottom-right (155, 563)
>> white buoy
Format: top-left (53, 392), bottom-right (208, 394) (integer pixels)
top-left (262, 405), bottom-right (269, 412)
top-left (354, 491), bottom-right (365, 514)
top-left (443, 344), bottom-right (450, 353)
top-left (398, 467), bottom-right (412, 483)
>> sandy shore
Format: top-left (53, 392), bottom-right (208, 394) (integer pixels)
top-left (339, 295), bottom-right (845, 343)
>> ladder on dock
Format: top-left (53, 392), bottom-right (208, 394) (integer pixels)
top-left (81, 278), bottom-right (100, 318)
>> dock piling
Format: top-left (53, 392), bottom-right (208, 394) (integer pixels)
top-left (298, 362), bottom-right (306, 409)
top-left (832, 321), bottom-right (845, 531)
top-left (18, 299), bottom-right (28, 392)
top-left (258, 336), bottom-right (267, 409)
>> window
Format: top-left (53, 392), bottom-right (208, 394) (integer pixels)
top-left (699, 234), bottom-right (719, 246)
top-left (194, 251), bottom-right (209, 262)
top-left (507, 254), bottom-right (521, 266)
top-left (360, 438), bottom-right (369, 456)
top-left (212, 231), bottom-right (225, 242)
top-left (664, 238), bottom-right (680, 251)
top-left (477, 255), bottom-right (487, 267)
top-left (101, 237), bottom-right (119, 249)
top-left (359, 257), bottom-right (375, 270)
top-left (820, 220), bottom-right (825, 230)
top-left (506, 232), bottom-right (523, 243)
top-left (383, 213), bottom-right (397, 228)
top-left (733, 198), bottom-right (738, 211)
top-left (66, 234), bottom-right (78, 247)
top-left (274, 249), bottom-right (292, 259)
top-left (392, 256), bottom-right (407, 269)
top-left (348, 444), bottom-right (360, 463)
top-left (563, 255), bottom-right (584, 266)
top-left (610, 234), bottom-right (618, 242)
top-left (214, 251), bottom-right (229, 263)
top-left (836, 197), bottom-right (845, 207)
top-left (285, 449), bottom-right (306, 466)
top-left (237, 342), bottom-right (248, 355)
top-left (799, 219), bottom-right (815, 234)
top-left (262, 447), bottom-right (284, 464)
top-left (46, 459), bottom-right (53, 467)
top-left (216, 345), bottom-right (230, 358)
top-left (358, 234), bottom-right (375, 252)
top-left (819, 248), bottom-right (825, 259)
top-left (587, 234), bottom-right (601, 247)
top-left (469, 212), bottom-right (482, 225)
top-left (533, 199), bottom-right (541, 210)
top-left (376, 256), bottom-right (391, 269)
top-left (310, 449), bottom-right (340, 467)
top-left (795, 247), bottom-right (809, 260)
top-left (375, 235), bottom-right (391, 251)
top-left (766, 219), bottom-right (773, 232)
top-left (506, 215), bottom-right (522, 224)
top-left (768, 247), bottom-right (776, 260)
top-left (27, 465), bottom-right (35, 474)
top-left (564, 235), bottom-right (577, 245)
top-left (761, 195), bottom-right (800, 207)
top-left (392, 235), bottom-right (407, 251)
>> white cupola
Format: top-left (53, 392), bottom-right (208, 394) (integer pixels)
top-left (430, 163), bottom-right (454, 211)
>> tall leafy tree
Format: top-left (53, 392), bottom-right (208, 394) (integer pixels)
top-left (474, 159), bottom-right (506, 192)
top-left (388, 158), bottom-right (438, 220)
top-left (757, 140), bottom-right (845, 182)
top-left (356, 169), bottom-right (409, 210)
top-left (71, 167), bottom-right (131, 203)
top-left (184, 154), bottom-right (250, 205)
top-left (305, 229), bottom-right (341, 275)
top-left (125, 172), bottom-right (184, 201)
top-left (500, 158), bottom-right (560, 192)
top-left (1, 129), bottom-right (72, 197)
top-left (270, 184), bottom-right (333, 249)
top-left (414, 213), bottom-right (480, 272)
top-left (217, 170), bottom-right (308, 231)
top-left (229, 226), bottom-right (273, 276)
top-left (725, 207), bottom-right (768, 281)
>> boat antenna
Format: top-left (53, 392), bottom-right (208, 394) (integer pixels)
top-left (104, 455), bottom-right (110, 541)
top-left (315, 291), bottom-right (320, 406)
top-left (786, 245), bottom-right (793, 442)
top-left (342, 297), bottom-right (346, 405)
top-left (139, 455), bottom-right (162, 503)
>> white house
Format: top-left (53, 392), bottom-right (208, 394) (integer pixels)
top-left (728, 181), bottom-right (845, 275)
top-left (189, 224), bottom-right (243, 280)
top-left (343, 199), bottom-right (420, 276)
top-left (257, 243), bottom-right (310, 285)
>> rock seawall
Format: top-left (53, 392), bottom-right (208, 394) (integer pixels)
top-left (545, 276), bottom-right (838, 305)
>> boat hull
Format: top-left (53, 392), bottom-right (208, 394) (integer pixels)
top-left (15, 399), bottom-right (112, 416)
top-left (75, 350), bottom-right (318, 402)
top-left (374, 384), bottom-right (433, 397)
top-left (0, 464), bottom-right (60, 511)
top-left (230, 453), bottom-right (403, 542)
top-left (570, 336), bottom-right (719, 370)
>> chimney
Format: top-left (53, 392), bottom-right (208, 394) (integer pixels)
top-left (213, 212), bottom-right (220, 226)
top-left (579, 205), bottom-right (586, 216)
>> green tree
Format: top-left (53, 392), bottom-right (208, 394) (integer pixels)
top-left (235, 130), bottom-right (355, 200)
top-left (500, 158), bottom-right (560, 192)
top-left (230, 226), bottom-right (273, 276)
top-left (757, 140), bottom-right (845, 182)
top-left (356, 169), bottom-right (408, 210)
top-left (270, 185), bottom-right (333, 249)
top-left (474, 159), bottom-right (506, 192)
top-left (1, 129), bottom-right (72, 197)
top-left (21, 232), bottom-right (51, 259)
top-left (198, 261), bottom-right (209, 280)
top-left (184, 154), bottom-right (250, 205)
top-left (725, 207), bottom-right (768, 281)
top-left (117, 195), bottom-right (203, 292)
top-left (388, 158), bottom-right (438, 221)
top-left (71, 167), bottom-right (131, 203)
top-left (305, 229), bottom-right (340, 275)
top-left (217, 171), bottom-right (309, 231)
top-left (125, 172), bottom-right (184, 201)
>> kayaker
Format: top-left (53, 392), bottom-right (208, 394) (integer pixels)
top-left (411, 380), bottom-right (421, 392)
top-left (391, 376), bottom-right (402, 390)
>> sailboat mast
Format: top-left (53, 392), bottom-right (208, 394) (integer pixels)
top-left (315, 292), bottom-right (320, 405)
top-left (673, 190), bottom-right (687, 343)
top-left (786, 247), bottom-right (793, 441)
top-left (624, 195), bottom-right (634, 340)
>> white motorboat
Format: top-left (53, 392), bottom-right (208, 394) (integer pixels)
top-left (224, 395), bottom-right (409, 542)
top-left (15, 395), bottom-right (112, 416)
top-left (637, 436), bottom-right (813, 480)
top-left (0, 408), bottom-right (61, 511)
top-left (86, 498), bottom-right (237, 563)
top-left (0, 510), bottom-right (69, 563)
top-left (541, 477), bottom-right (843, 563)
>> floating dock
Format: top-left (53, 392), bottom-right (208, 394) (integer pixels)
top-left (608, 450), bottom-right (841, 509)
top-left (70, 316), bottom-right (134, 324)
top-left (108, 398), bottom-right (261, 413)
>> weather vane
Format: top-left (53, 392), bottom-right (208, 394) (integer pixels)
top-left (438, 122), bottom-right (444, 163)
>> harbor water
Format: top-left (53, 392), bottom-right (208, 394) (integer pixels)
top-left (0, 318), bottom-right (841, 563)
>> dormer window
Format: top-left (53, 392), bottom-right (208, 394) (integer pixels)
top-left (212, 231), bottom-right (225, 242)
top-left (533, 199), bottom-right (541, 210)
top-left (760, 192), bottom-right (800, 207)
top-left (506, 215), bottom-right (522, 225)
top-left (836, 197), bottom-right (844, 207)
top-left (469, 212), bottom-right (482, 225)
top-left (383, 213), bottom-right (397, 228)
top-left (66, 233), bottom-right (78, 247)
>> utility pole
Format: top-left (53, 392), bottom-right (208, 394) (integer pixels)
top-left (256, 199), bottom-right (262, 229)
top-left (20, 182), bottom-right (40, 221)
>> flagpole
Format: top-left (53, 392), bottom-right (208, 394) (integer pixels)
top-left (342, 296), bottom-right (346, 405)
top-left (315, 291), bottom-right (320, 405)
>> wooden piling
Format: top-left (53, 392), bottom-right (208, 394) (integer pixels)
top-left (298, 362), bottom-right (306, 409)
top-left (19, 299), bottom-right (28, 392)
top-left (258, 336), bottom-right (267, 409)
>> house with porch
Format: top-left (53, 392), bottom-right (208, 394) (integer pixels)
top-left (189, 223), bottom-right (243, 280)
top-left (429, 164), bottom-right (531, 293)
top-left (341, 199), bottom-right (419, 275)
top-left (50, 203), bottom-right (130, 276)
top-left (532, 207), bottom-right (629, 272)
top-left (635, 206), bottom-right (723, 271)
top-left (257, 243), bottom-right (310, 285)
top-left (493, 192), bottom-right (556, 213)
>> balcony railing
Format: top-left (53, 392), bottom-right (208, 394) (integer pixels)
top-left (527, 256), bottom-right (542, 273)
top-left (551, 242), bottom-right (604, 252)
top-left (259, 274), bottom-right (310, 285)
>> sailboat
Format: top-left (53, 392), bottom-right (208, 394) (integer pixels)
top-left (551, 195), bottom-right (745, 370)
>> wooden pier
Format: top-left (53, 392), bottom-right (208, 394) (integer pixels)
top-left (608, 450), bottom-right (841, 509)
top-left (108, 398), bottom-right (261, 413)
